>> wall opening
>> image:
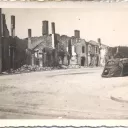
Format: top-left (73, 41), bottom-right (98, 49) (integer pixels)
top-left (81, 56), bottom-right (85, 66)
top-left (82, 46), bottom-right (85, 53)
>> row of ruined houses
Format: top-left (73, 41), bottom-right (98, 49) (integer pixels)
top-left (0, 8), bottom-right (109, 73)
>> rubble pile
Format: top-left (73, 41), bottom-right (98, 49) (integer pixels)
top-left (2, 65), bottom-right (66, 74)
top-left (68, 64), bottom-right (81, 69)
top-left (59, 64), bottom-right (81, 69)
top-left (2, 64), bottom-right (81, 75)
top-left (13, 65), bottom-right (64, 73)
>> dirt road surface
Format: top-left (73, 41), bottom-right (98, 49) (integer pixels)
top-left (0, 67), bottom-right (128, 119)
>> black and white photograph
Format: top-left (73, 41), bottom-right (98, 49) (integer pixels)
top-left (0, 3), bottom-right (128, 119)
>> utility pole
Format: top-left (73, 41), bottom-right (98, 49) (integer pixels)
top-left (0, 8), bottom-right (2, 73)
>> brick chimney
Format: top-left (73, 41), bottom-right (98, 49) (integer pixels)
top-left (1, 14), bottom-right (9, 37)
top-left (116, 46), bottom-right (119, 53)
top-left (28, 29), bottom-right (32, 49)
top-left (51, 22), bottom-right (56, 49)
top-left (28, 29), bottom-right (31, 38)
top-left (11, 15), bottom-right (15, 37)
top-left (98, 38), bottom-right (101, 46)
top-left (68, 39), bottom-right (72, 57)
top-left (74, 30), bottom-right (80, 38)
top-left (51, 22), bottom-right (55, 34)
top-left (1, 14), bottom-right (5, 37)
top-left (42, 20), bottom-right (49, 35)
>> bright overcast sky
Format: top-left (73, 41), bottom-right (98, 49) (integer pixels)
top-left (2, 3), bottom-right (128, 47)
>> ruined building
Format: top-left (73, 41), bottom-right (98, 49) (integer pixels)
top-left (26, 19), bottom-right (103, 67)
top-left (25, 21), bottom-right (59, 67)
top-left (0, 9), bottom-right (27, 72)
top-left (0, 8), bottom-right (108, 73)
top-left (26, 19), bottom-right (91, 67)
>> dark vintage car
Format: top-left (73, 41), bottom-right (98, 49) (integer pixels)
top-left (101, 58), bottom-right (128, 77)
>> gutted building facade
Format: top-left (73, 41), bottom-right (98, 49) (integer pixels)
top-left (0, 10), bottom-right (28, 72)
top-left (69, 37), bottom-right (88, 66)
top-left (0, 8), bottom-right (109, 73)
top-left (25, 20), bottom-right (106, 67)
top-left (88, 40), bottom-right (100, 66)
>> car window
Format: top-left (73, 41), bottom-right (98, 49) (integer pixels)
top-left (122, 59), bottom-right (128, 64)
top-left (107, 61), bottom-right (116, 66)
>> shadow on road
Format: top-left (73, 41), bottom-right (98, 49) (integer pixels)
top-left (48, 72), bottom-right (94, 77)
top-left (111, 96), bottom-right (128, 104)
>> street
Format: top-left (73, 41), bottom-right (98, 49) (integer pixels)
top-left (0, 67), bottom-right (128, 119)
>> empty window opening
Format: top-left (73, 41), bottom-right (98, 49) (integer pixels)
top-left (82, 46), bottom-right (85, 53)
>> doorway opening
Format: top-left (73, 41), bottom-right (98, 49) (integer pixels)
top-left (81, 57), bottom-right (85, 66)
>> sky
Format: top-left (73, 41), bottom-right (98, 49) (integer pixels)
top-left (2, 6), bottom-right (128, 47)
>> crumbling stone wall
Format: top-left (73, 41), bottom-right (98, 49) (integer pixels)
top-left (15, 37), bottom-right (28, 69)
